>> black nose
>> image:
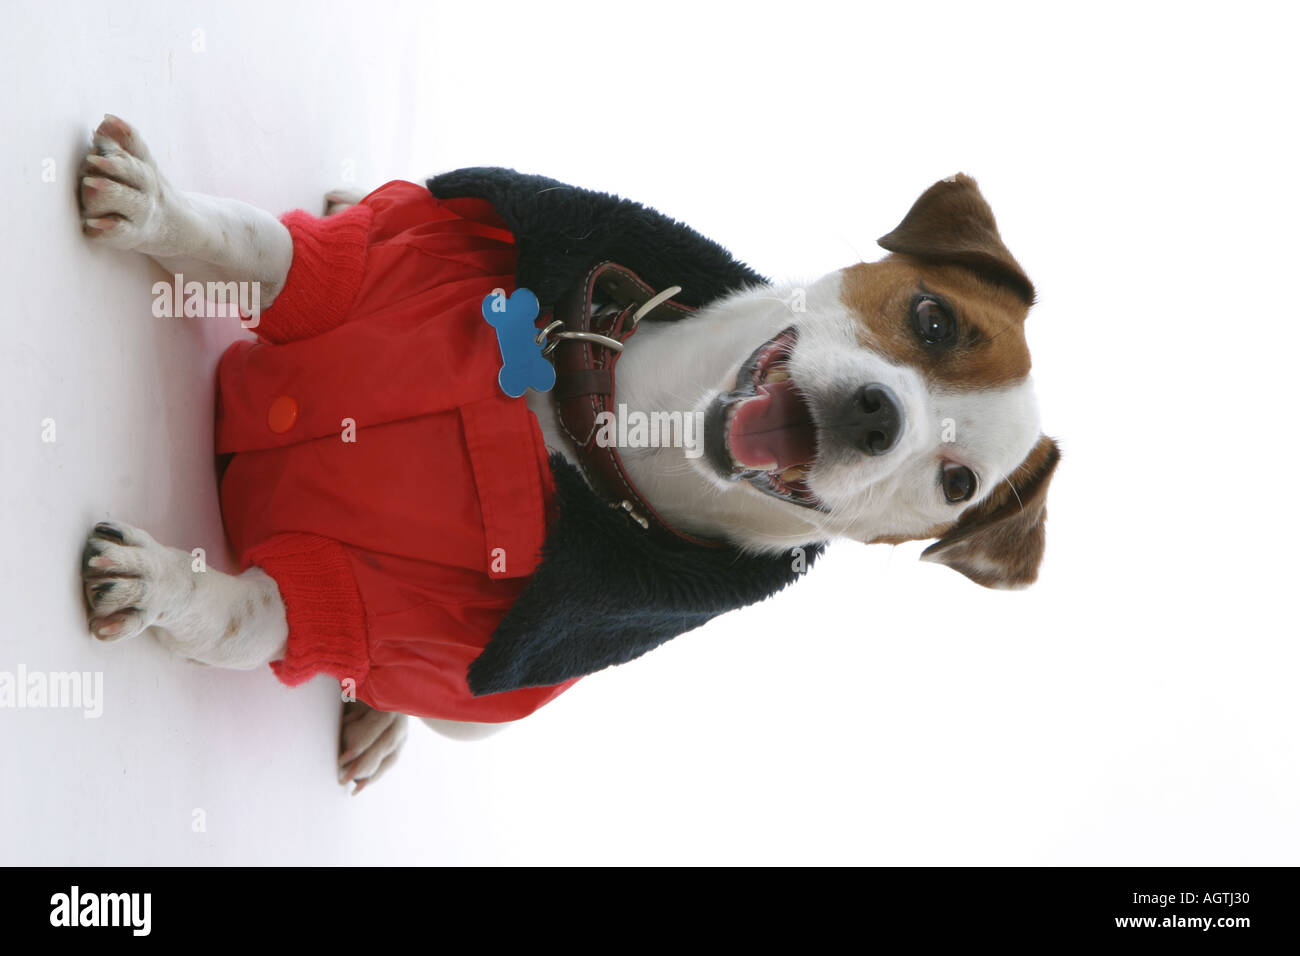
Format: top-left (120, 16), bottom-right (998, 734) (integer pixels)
top-left (834, 384), bottom-right (903, 456)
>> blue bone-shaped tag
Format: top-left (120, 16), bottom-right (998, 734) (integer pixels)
top-left (481, 287), bottom-right (555, 398)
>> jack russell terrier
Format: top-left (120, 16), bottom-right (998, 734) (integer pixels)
top-left (77, 115), bottom-right (1059, 793)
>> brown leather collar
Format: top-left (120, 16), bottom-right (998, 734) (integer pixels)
top-left (547, 261), bottom-right (725, 550)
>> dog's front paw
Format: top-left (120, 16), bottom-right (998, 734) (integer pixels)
top-left (78, 114), bottom-right (189, 256)
top-left (339, 700), bottom-right (408, 796)
top-left (81, 521), bottom-right (192, 642)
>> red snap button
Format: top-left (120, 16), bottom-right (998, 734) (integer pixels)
top-left (267, 395), bottom-right (299, 434)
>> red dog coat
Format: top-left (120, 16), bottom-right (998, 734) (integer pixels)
top-left (215, 180), bottom-right (580, 722)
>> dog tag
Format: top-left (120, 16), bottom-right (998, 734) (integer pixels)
top-left (482, 287), bottom-right (555, 398)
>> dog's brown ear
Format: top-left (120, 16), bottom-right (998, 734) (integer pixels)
top-left (878, 173), bottom-right (1035, 307)
top-left (921, 435), bottom-right (1061, 589)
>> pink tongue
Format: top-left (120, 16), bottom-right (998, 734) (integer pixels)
top-left (728, 379), bottom-right (817, 471)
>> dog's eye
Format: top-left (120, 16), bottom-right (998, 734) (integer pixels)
top-left (940, 461), bottom-right (976, 503)
top-left (911, 296), bottom-right (956, 347)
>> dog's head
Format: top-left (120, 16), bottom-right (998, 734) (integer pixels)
top-left (699, 173), bottom-right (1059, 588)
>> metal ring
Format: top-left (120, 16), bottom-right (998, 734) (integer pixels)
top-left (542, 329), bottom-right (625, 357)
top-left (535, 319), bottom-right (563, 346)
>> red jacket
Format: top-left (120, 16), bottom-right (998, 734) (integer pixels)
top-left (215, 180), bottom-right (580, 722)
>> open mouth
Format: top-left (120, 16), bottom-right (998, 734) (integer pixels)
top-left (704, 326), bottom-right (823, 510)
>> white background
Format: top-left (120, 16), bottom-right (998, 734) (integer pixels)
top-left (2, 0), bottom-right (1297, 864)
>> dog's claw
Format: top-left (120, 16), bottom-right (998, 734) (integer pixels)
top-left (79, 520), bottom-right (188, 644)
top-left (79, 115), bottom-right (179, 254)
top-left (338, 700), bottom-right (407, 795)
top-left (89, 609), bottom-right (139, 642)
top-left (94, 522), bottom-right (126, 543)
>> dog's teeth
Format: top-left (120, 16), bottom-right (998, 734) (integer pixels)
top-left (780, 465), bottom-right (808, 483)
top-left (766, 368), bottom-right (790, 384)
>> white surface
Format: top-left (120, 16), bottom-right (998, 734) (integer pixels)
top-left (2, 0), bottom-right (1297, 865)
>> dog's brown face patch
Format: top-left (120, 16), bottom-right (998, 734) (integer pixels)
top-left (862, 433), bottom-right (1062, 584)
top-left (838, 255), bottom-right (1054, 578)
top-left (824, 172), bottom-right (1058, 587)
top-left (840, 255), bottom-right (1031, 390)
top-left (920, 434), bottom-right (1061, 588)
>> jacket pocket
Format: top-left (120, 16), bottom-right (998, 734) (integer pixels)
top-left (459, 395), bottom-right (550, 580)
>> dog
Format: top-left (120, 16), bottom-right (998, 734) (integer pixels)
top-left (77, 114), bottom-right (1059, 793)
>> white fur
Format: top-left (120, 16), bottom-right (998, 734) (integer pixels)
top-left (82, 521), bottom-right (288, 668)
top-left (80, 115), bottom-right (293, 301)
top-left (533, 269), bottom-right (1041, 552)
